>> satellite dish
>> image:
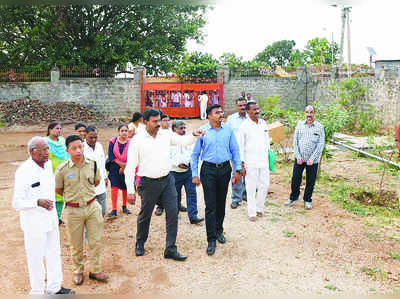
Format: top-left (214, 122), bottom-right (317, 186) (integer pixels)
top-left (367, 47), bottom-right (376, 56)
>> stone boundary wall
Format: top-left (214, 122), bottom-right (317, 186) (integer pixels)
top-left (0, 69), bottom-right (399, 127)
top-left (0, 78), bottom-right (141, 119)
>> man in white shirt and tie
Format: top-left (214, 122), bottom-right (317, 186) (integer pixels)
top-left (83, 125), bottom-right (108, 217)
top-left (125, 109), bottom-right (204, 261)
top-left (237, 102), bottom-right (270, 222)
top-left (13, 136), bottom-right (74, 295)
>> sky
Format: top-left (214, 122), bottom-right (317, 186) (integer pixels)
top-left (186, 0), bottom-right (400, 65)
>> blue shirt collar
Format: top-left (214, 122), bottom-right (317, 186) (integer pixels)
top-left (204, 122), bottom-right (225, 130)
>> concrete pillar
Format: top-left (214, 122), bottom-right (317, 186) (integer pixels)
top-left (217, 65), bottom-right (229, 84)
top-left (51, 69), bottom-right (60, 82)
top-left (133, 66), bottom-right (146, 83)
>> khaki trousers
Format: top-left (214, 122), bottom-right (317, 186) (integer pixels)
top-left (65, 201), bottom-right (103, 274)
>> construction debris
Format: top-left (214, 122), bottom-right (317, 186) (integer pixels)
top-left (0, 99), bottom-right (103, 125)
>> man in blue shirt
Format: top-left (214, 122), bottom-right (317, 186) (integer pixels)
top-left (192, 104), bottom-right (241, 256)
top-left (226, 97), bottom-right (248, 209)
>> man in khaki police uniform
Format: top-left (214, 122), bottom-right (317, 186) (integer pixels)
top-left (55, 135), bottom-right (109, 286)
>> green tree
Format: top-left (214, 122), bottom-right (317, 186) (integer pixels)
top-left (0, 5), bottom-right (208, 74)
top-left (174, 51), bottom-right (219, 78)
top-left (255, 40), bottom-right (296, 68)
top-left (303, 37), bottom-right (339, 66)
top-left (219, 52), bottom-right (244, 72)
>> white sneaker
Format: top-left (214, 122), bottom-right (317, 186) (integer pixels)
top-left (284, 198), bottom-right (298, 207)
top-left (304, 202), bottom-right (312, 210)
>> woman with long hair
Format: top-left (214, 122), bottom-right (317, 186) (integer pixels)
top-left (44, 122), bottom-right (70, 225)
top-left (107, 124), bottom-right (131, 217)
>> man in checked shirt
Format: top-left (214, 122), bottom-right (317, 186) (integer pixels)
top-left (285, 105), bottom-right (325, 210)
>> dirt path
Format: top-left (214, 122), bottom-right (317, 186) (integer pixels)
top-left (1, 121), bottom-right (399, 294)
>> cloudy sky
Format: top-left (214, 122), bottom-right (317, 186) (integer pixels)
top-left (187, 0), bottom-right (399, 65)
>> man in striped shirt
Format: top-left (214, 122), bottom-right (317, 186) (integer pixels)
top-left (285, 105), bottom-right (325, 210)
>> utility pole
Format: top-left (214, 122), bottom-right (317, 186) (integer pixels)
top-left (346, 7), bottom-right (351, 77)
top-left (336, 5), bottom-right (352, 78)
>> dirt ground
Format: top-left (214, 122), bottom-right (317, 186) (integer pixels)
top-left (1, 119), bottom-right (400, 295)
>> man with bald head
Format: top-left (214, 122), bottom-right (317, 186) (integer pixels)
top-left (285, 105), bottom-right (325, 210)
top-left (13, 137), bottom-right (74, 295)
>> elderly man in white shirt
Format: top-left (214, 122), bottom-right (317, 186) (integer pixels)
top-left (13, 136), bottom-right (74, 295)
top-left (83, 125), bottom-right (108, 216)
top-left (125, 109), bottom-right (204, 261)
top-left (237, 102), bottom-right (270, 222)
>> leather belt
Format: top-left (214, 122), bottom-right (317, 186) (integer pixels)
top-left (203, 161), bottom-right (230, 168)
top-left (141, 174), bottom-right (169, 181)
top-left (66, 197), bottom-right (96, 208)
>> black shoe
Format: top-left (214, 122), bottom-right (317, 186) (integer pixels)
top-left (55, 287), bottom-right (75, 294)
top-left (58, 219), bottom-right (65, 226)
top-left (164, 250), bottom-right (187, 261)
top-left (155, 207), bottom-right (163, 216)
top-left (207, 240), bottom-right (216, 256)
top-left (230, 202), bottom-right (239, 209)
top-left (179, 206), bottom-right (187, 212)
top-left (190, 216), bottom-right (204, 224)
top-left (217, 233), bottom-right (226, 244)
top-left (107, 210), bottom-right (117, 217)
top-left (122, 206), bottom-right (132, 215)
top-left (135, 242), bottom-right (144, 256)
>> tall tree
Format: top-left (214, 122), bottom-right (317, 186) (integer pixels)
top-left (174, 51), bottom-right (219, 78)
top-left (219, 52), bottom-right (244, 72)
top-left (303, 37), bottom-right (339, 66)
top-left (254, 40), bottom-right (296, 68)
top-left (0, 5), bottom-right (208, 74)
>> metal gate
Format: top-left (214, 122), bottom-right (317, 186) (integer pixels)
top-left (141, 79), bottom-right (223, 118)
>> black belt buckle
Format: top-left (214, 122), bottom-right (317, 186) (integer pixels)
top-left (215, 162), bottom-right (224, 168)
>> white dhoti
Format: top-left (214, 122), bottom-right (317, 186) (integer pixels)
top-left (245, 167), bottom-right (270, 217)
top-left (200, 103), bottom-right (207, 120)
top-left (24, 228), bottom-right (62, 295)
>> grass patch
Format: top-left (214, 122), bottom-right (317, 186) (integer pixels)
top-left (361, 266), bottom-right (388, 281)
top-left (324, 285), bottom-right (338, 291)
top-left (364, 231), bottom-right (385, 242)
top-left (265, 201), bottom-right (280, 208)
top-left (389, 236), bottom-right (400, 242)
top-left (389, 252), bottom-right (400, 260)
top-left (329, 181), bottom-right (400, 218)
top-left (283, 230), bottom-right (296, 238)
top-left (371, 163), bottom-right (399, 177)
top-left (296, 210), bottom-right (309, 215)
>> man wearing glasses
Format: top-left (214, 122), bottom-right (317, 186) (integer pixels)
top-left (192, 104), bottom-right (242, 255)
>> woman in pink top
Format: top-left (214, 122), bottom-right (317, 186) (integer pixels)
top-left (107, 124), bottom-right (131, 217)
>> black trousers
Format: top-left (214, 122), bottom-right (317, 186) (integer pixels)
top-left (200, 162), bottom-right (231, 242)
top-left (136, 174), bottom-right (178, 251)
top-left (289, 161), bottom-right (319, 202)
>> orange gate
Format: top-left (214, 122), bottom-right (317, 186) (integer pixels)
top-left (141, 80), bottom-right (223, 118)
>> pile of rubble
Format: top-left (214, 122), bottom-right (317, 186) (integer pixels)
top-left (0, 99), bottom-right (104, 125)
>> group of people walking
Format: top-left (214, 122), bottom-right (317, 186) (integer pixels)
top-left (13, 98), bottom-right (325, 294)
